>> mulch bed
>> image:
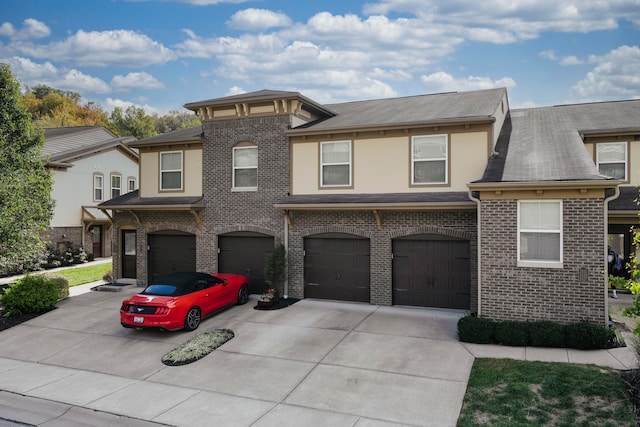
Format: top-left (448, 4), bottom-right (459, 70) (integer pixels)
top-left (254, 297), bottom-right (299, 311)
top-left (0, 308), bottom-right (54, 332)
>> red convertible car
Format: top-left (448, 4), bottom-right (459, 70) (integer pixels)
top-left (120, 271), bottom-right (250, 331)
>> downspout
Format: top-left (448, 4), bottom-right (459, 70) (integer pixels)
top-left (604, 185), bottom-right (620, 324)
top-left (468, 189), bottom-right (482, 316)
top-left (283, 215), bottom-right (289, 299)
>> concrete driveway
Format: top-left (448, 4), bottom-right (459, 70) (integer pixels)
top-left (0, 288), bottom-right (473, 426)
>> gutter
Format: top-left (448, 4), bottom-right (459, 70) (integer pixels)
top-left (468, 189), bottom-right (482, 317)
top-left (603, 186), bottom-right (621, 324)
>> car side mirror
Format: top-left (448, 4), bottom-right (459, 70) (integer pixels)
top-left (223, 278), bottom-right (228, 285)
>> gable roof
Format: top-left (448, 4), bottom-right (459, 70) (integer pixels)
top-left (475, 99), bottom-right (640, 184)
top-left (43, 126), bottom-right (138, 168)
top-left (288, 88), bottom-right (506, 134)
top-left (43, 126), bottom-right (117, 157)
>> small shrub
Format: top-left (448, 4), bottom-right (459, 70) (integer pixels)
top-left (494, 321), bottom-right (528, 346)
top-left (45, 274), bottom-right (69, 301)
top-left (528, 321), bottom-right (566, 348)
top-left (565, 322), bottom-right (617, 350)
top-left (0, 274), bottom-right (59, 317)
top-left (102, 270), bottom-right (113, 283)
top-left (457, 315), bottom-right (495, 344)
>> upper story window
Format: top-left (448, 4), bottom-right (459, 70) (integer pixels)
top-left (321, 140), bottom-right (351, 187)
top-left (518, 200), bottom-right (563, 268)
top-left (93, 174), bottom-right (103, 201)
top-left (596, 142), bottom-right (627, 180)
top-left (233, 145), bottom-right (258, 190)
top-left (111, 174), bottom-right (121, 199)
top-left (160, 151), bottom-right (183, 191)
top-left (128, 178), bottom-right (136, 192)
top-left (412, 135), bottom-right (448, 185)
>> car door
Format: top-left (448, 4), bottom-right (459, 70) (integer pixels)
top-left (199, 276), bottom-right (227, 315)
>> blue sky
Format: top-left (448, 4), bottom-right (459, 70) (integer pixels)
top-left (1, 0), bottom-right (639, 114)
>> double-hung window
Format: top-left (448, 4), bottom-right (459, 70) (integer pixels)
top-left (596, 142), bottom-right (627, 180)
top-left (518, 200), bottom-right (563, 268)
top-left (93, 175), bottom-right (103, 201)
top-left (233, 145), bottom-right (258, 190)
top-left (128, 178), bottom-right (136, 192)
top-left (321, 140), bottom-right (351, 187)
top-left (412, 135), bottom-right (448, 185)
top-left (111, 174), bottom-right (121, 199)
top-left (160, 151), bottom-right (183, 191)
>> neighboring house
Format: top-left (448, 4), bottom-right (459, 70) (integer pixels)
top-left (99, 89), bottom-right (640, 325)
top-left (44, 126), bottom-right (139, 258)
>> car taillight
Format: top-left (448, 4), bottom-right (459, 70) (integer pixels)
top-left (155, 307), bottom-right (170, 315)
top-left (120, 303), bottom-right (129, 312)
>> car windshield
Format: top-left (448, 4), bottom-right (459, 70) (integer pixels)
top-left (142, 284), bottom-right (177, 296)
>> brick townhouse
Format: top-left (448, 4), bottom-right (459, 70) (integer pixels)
top-left (100, 88), bottom-right (640, 324)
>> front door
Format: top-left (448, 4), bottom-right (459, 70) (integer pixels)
top-left (122, 230), bottom-right (137, 279)
top-left (90, 226), bottom-right (102, 258)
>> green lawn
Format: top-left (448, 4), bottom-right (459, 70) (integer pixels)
top-left (49, 262), bottom-right (112, 287)
top-left (457, 358), bottom-right (635, 427)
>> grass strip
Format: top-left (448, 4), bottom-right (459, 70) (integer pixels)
top-left (457, 358), bottom-right (635, 427)
top-left (49, 262), bottom-right (112, 287)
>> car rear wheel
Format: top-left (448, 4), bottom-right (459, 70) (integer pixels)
top-left (237, 285), bottom-right (249, 305)
top-left (184, 307), bottom-right (201, 331)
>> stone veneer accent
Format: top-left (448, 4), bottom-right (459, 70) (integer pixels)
top-left (287, 209), bottom-right (477, 308)
top-left (479, 198), bottom-right (606, 324)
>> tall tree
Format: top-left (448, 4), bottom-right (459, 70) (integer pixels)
top-left (109, 105), bottom-right (157, 139)
top-left (0, 63), bottom-right (54, 272)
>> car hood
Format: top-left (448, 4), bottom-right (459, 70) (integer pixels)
top-left (124, 294), bottom-right (176, 305)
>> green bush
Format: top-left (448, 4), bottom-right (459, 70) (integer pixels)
top-left (494, 321), bottom-right (528, 346)
top-left (0, 274), bottom-right (59, 317)
top-left (528, 321), bottom-right (565, 348)
top-left (565, 322), bottom-right (617, 350)
top-left (457, 315), bottom-right (495, 344)
top-left (45, 274), bottom-right (69, 301)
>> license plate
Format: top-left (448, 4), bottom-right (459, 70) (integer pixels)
top-left (134, 316), bottom-right (144, 324)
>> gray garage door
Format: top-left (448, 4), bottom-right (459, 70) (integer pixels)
top-left (393, 234), bottom-right (470, 309)
top-left (218, 233), bottom-right (274, 294)
top-left (148, 231), bottom-right (196, 283)
top-left (304, 234), bottom-right (370, 303)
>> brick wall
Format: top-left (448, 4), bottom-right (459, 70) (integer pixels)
top-left (479, 198), bottom-right (606, 324)
top-left (287, 209), bottom-right (477, 308)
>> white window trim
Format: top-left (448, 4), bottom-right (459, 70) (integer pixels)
top-left (232, 145), bottom-right (258, 191)
top-left (517, 200), bottom-right (563, 269)
top-left (111, 174), bottom-right (122, 199)
top-left (411, 134), bottom-right (448, 185)
top-left (596, 141), bottom-right (627, 181)
top-left (320, 140), bottom-right (352, 187)
top-left (159, 151), bottom-right (183, 191)
top-left (93, 174), bottom-right (103, 202)
top-left (127, 178), bottom-right (136, 192)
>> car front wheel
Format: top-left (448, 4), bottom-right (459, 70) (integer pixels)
top-left (237, 285), bottom-right (249, 305)
top-left (184, 307), bottom-right (201, 331)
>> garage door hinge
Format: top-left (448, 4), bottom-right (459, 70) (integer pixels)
top-left (218, 248), bottom-right (220, 254)
top-left (303, 250), bottom-right (306, 256)
top-left (147, 245), bottom-right (150, 251)
top-left (391, 253), bottom-right (394, 259)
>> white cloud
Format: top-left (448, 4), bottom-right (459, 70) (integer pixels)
top-left (420, 71), bottom-right (516, 92)
top-left (225, 86), bottom-right (246, 96)
top-left (363, 0), bottom-right (640, 41)
top-left (176, 0), bottom-right (251, 4)
top-left (111, 72), bottom-right (165, 90)
top-left (0, 19), bottom-right (50, 40)
top-left (227, 9), bottom-right (292, 31)
top-left (539, 50), bottom-right (557, 60)
top-left (104, 97), bottom-right (162, 115)
top-left (559, 55), bottom-right (584, 66)
top-left (22, 29), bottom-right (175, 67)
top-left (571, 45), bottom-right (640, 101)
top-left (57, 69), bottom-right (111, 93)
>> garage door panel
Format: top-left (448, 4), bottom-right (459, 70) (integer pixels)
top-left (218, 235), bottom-right (274, 294)
top-left (148, 234), bottom-right (196, 283)
top-left (393, 237), bottom-right (470, 310)
top-left (304, 236), bottom-right (370, 303)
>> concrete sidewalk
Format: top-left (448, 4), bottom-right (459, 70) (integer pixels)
top-left (0, 288), bottom-right (637, 426)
